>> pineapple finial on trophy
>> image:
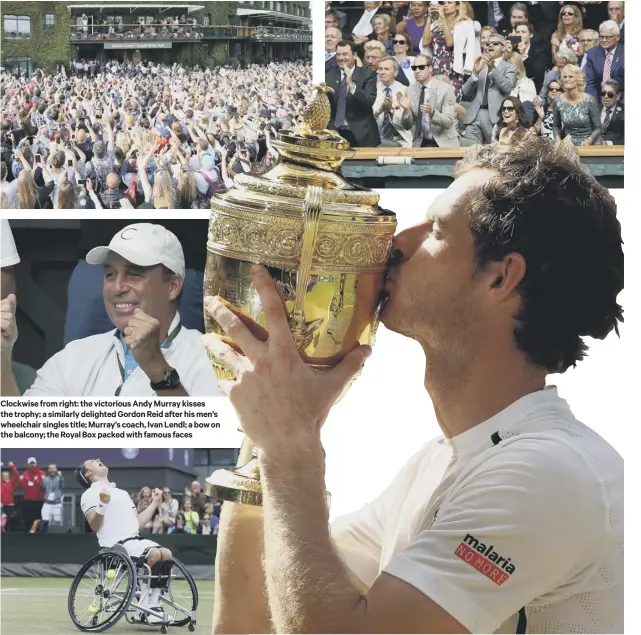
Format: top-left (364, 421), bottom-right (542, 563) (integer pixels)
top-left (295, 83), bottom-right (344, 141)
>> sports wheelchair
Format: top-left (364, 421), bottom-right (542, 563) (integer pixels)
top-left (68, 544), bottom-right (198, 633)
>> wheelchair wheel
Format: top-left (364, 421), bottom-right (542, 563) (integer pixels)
top-left (159, 557), bottom-right (198, 628)
top-left (68, 550), bottom-right (137, 633)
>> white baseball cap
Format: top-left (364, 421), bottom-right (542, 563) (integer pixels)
top-left (86, 224), bottom-right (185, 278)
top-left (27, 457), bottom-right (37, 464)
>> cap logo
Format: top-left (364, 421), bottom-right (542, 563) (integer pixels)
top-left (121, 228), bottom-right (138, 240)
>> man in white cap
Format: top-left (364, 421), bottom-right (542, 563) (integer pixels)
top-left (0, 223), bottom-right (219, 397)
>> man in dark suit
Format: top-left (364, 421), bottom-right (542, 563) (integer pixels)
top-left (600, 79), bottom-right (624, 145)
top-left (325, 26), bottom-right (342, 73)
top-left (326, 40), bottom-right (380, 148)
top-left (607, 1), bottom-right (624, 44)
top-left (584, 21), bottom-right (624, 101)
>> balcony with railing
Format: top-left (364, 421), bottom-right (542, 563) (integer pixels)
top-left (69, 23), bottom-right (311, 42)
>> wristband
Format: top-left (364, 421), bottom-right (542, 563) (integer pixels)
top-left (96, 503), bottom-right (108, 516)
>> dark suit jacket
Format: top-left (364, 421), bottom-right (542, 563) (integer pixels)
top-left (584, 45), bottom-right (625, 101)
top-left (524, 39), bottom-right (550, 93)
top-left (602, 104), bottom-right (624, 145)
top-left (325, 55), bottom-right (338, 73)
top-left (326, 65), bottom-right (380, 148)
top-left (395, 69), bottom-right (410, 87)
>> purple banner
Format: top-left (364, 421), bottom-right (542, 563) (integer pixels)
top-left (1, 448), bottom-right (194, 470)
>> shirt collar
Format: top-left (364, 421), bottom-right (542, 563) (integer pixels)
top-left (446, 386), bottom-right (570, 458)
top-left (91, 480), bottom-right (116, 489)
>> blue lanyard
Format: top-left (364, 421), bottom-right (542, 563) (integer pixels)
top-left (114, 323), bottom-right (182, 396)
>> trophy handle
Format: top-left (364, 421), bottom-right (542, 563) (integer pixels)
top-left (289, 185), bottom-right (324, 351)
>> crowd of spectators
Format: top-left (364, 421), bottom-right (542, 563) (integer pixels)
top-left (325, 1), bottom-right (624, 148)
top-left (0, 60), bottom-right (312, 210)
top-left (0, 455), bottom-right (221, 536)
top-left (1, 458), bottom-right (64, 533)
top-left (72, 13), bottom-right (204, 41)
top-left (136, 481), bottom-right (221, 536)
top-left (253, 26), bottom-right (313, 41)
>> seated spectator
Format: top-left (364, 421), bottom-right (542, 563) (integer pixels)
top-left (578, 29), bottom-right (599, 70)
top-left (0, 223), bottom-right (220, 397)
top-left (181, 497), bottom-right (199, 535)
top-left (607, 1), bottom-right (624, 43)
top-left (493, 96), bottom-right (529, 144)
top-left (584, 20), bottom-right (624, 102)
top-left (408, 55), bottom-right (459, 148)
top-left (539, 45), bottom-right (577, 108)
top-left (551, 4), bottom-right (583, 59)
top-left (600, 79), bottom-right (624, 146)
top-left (508, 52), bottom-right (536, 123)
top-left (153, 488), bottom-right (179, 534)
top-left (370, 14), bottom-right (394, 55)
top-left (363, 40), bottom-right (409, 87)
top-left (187, 480), bottom-right (207, 515)
top-left (374, 57), bottom-right (415, 147)
top-left (392, 32), bottom-right (416, 85)
top-left (137, 486), bottom-right (155, 532)
top-left (168, 512), bottom-right (189, 535)
top-left (553, 65), bottom-right (602, 146)
top-left (350, 1), bottom-right (382, 47)
top-left (532, 79), bottom-right (563, 142)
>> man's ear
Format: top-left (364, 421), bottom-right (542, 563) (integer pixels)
top-left (169, 274), bottom-right (184, 302)
top-left (486, 252), bottom-right (526, 297)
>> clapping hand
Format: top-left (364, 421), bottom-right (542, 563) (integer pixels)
top-left (396, 91), bottom-right (411, 112)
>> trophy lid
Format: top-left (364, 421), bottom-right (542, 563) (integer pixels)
top-left (212, 84), bottom-right (384, 214)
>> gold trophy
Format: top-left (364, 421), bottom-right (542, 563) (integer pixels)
top-left (204, 85), bottom-right (397, 505)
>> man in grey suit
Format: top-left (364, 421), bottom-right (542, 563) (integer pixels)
top-left (406, 54), bottom-right (460, 148)
top-left (461, 34), bottom-right (517, 145)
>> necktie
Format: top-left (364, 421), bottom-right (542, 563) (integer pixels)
top-left (603, 51), bottom-right (613, 83)
top-left (334, 71), bottom-right (348, 128)
top-left (603, 108), bottom-right (613, 130)
top-left (420, 85), bottom-right (430, 137)
top-left (381, 87), bottom-right (394, 140)
top-left (481, 67), bottom-right (489, 107)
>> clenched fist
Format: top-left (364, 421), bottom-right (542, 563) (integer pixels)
top-left (123, 309), bottom-right (167, 381)
top-left (152, 488), bottom-right (163, 504)
top-left (99, 489), bottom-right (111, 504)
top-left (1, 294), bottom-right (18, 361)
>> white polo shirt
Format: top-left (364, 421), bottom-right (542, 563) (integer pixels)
top-left (1, 219), bottom-right (20, 267)
top-left (331, 386), bottom-right (623, 634)
top-left (25, 313), bottom-right (220, 397)
top-left (81, 480), bottom-right (138, 548)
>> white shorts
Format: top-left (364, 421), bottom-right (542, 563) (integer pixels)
top-left (120, 538), bottom-right (160, 559)
top-left (41, 503), bottom-right (62, 522)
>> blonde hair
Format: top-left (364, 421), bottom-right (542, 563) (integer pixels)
top-left (153, 170), bottom-right (177, 209)
top-left (373, 13), bottom-right (391, 28)
top-left (364, 39), bottom-right (386, 54)
top-left (508, 52), bottom-right (527, 81)
top-left (0, 191), bottom-right (9, 210)
top-left (561, 64), bottom-right (586, 92)
top-left (178, 171), bottom-right (197, 205)
top-left (116, 132), bottom-right (131, 155)
top-left (17, 170), bottom-right (38, 210)
top-left (554, 4), bottom-right (583, 41)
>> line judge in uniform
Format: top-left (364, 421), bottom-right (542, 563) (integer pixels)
top-left (0, 224), bottom-right (219, 397)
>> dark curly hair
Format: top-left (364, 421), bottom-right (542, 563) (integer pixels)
top-left (454, 134), bottom-right (623, 373)
top-left (495, 97), bottom-right (530, 138)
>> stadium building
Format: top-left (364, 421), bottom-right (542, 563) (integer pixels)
top-left (1, 1), bottom-right (311, 76)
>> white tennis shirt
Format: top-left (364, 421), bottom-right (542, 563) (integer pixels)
top-left (24, 313), bottom-right (220, 397)
top-left (81, 480), bottom-right (138, 548)
top-left (331, 386), bottom-right (623, 633)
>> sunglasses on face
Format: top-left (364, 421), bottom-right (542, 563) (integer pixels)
top-left (488, 42), bottom-right (502, 47)
top-left (549, 86), bottom-right (562, 92)
top-left (411, 64), bottom-right (432, 71)
top-left (561, 11), bottom-right (575, 17)
top-left (501, 106), bottom-right (516, 112)
top-left (601, 91), bottom-right (617, 98)
top-left (393, 39), bottom-right (408, 45)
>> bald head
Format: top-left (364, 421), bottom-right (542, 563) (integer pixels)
top-left (106, 172), bottom-right (120, 191)
top-left (325, 27), bottom-right (342, 53)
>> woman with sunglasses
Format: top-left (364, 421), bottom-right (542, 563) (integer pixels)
top-left (551, 4), bottom-right (584, 59)
top-left (553, 64), bottom-right (602, 146)
top-left (492, 97), bottom-right (530, 145)
top-left (392, 33), bottom-right (417, 85)
top-left (421, 1), bottom-right (474, 101)
top-left (532, 80), bottom-right (562, 141)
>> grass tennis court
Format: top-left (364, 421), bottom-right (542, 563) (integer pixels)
top-left (1, 577), bottom-right (214, 634)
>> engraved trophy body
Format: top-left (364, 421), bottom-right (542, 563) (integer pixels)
top-left (204, 86), bottom-right (397, 505)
